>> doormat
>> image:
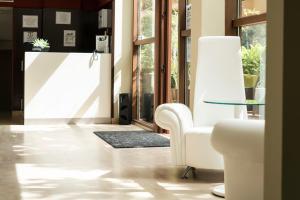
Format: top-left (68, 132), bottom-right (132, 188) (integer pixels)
top-left (94, 131), bottom-right (170, 148)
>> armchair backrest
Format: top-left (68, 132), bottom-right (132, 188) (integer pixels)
top-left (193, 36), bottom-right (247, 127)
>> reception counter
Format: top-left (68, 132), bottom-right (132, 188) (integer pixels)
top-left (24, 52), bottom-right (111, 124)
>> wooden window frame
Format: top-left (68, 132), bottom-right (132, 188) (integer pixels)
top-left (226, 0), bottom-right (267, 36)
top-left (132, 0), bottom-right (191, 130)
top-left (132, 0), bottom-right (167, 131)
top-left (177, 0), bottom-right (191, 104)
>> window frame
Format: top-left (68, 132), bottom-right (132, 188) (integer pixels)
top-left (178, 0), bottom-right (191, 104)
top-left (132, 0), bottom-right (167, 131)
top-left (225, 0), bottom-right (267, 36)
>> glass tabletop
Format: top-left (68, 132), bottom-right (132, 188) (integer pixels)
top-left (203, 99), bottom-right (265, 106)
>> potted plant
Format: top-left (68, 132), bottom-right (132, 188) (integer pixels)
top-left (242, 44), bottom-right (263, 100)
top-left (32, 38), bottom-right (50, 52)
top-left (171, 73), bottom-right (179, 102)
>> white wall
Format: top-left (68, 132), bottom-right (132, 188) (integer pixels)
top-left (190, 0), bottom-right (225, 109)
top-left (24, 52), bottom-right (111, 124)
top-left (113, 0), bottom-right (133, 121)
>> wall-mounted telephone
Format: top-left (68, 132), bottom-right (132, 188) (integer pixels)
top-left (96, 35), bottom-right (110, 53)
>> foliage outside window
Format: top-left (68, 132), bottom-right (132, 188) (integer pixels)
top-left (138, 0), bottom-right (155, 39)
top-left (241, 23), bottom-right (266, 89)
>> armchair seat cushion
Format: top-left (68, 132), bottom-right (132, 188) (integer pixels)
top-left (185, 127), bottom-right (223, 170)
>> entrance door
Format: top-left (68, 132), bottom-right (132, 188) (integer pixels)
top-left (133, 0), bottom-right (158, 129)
top-left (132, 0), bottom-right (170, 130)
top-left (0, 7), bottom-right (13, 112)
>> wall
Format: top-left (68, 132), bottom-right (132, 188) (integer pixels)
top-left (0, 7), bottom-right (13, 50)
top-left (264, 0), bottom-right (283, 199)
top-left (254, 0), bottom-right (266, 13)
top-left (190, 0), bottom-right (225, 109)
top-left (42, 8), bottom-right (82, 52)
top-left (13, 8), bottom-right (44, 110)
top-left (24, 52), bottom-right (111, 124)
top-left (113, 0), bottom-right (133, 121)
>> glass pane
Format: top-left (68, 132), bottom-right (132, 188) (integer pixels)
top-left (240, 0), bottom-right (266, 17)
top-left (137, 44), bottom-right (155, 123)
top-left (171, 0), bottom-right (179, 103)
top-left (138, 0), bottom-right (155, 39)
top-left (186, 0), bottom-right (192, 29)
top-left (185, 37), bottom-right (191, 105)
top-left (240, 23), bottom-right (266, 119)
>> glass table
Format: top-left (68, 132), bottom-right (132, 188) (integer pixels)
top-left (203, 99), bottom-right (265, 198)
top-left (204, 100), bottom-right (265, 119)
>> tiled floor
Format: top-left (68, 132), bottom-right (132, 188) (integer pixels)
top-left (0, 124), bottom-right (224, 200)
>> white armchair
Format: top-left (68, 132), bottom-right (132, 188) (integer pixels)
top-left (155, 36), bottom-right (247, 177)
top-left (211, 119), bottom-right (265, 200)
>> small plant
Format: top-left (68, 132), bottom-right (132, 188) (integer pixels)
top-left (242, 44), bottom-right (264, 75)
top-left (32, 38), bottom-right (50, 49)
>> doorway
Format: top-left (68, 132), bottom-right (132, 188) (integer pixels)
top-left (0, 7), bottom-right (14, 124)
top-left (132, 0), bottom-right (170, 131)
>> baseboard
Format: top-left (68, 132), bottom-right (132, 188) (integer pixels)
top-left (111, 118), bottom-right (119, 124)
top-left (24, 118), bottom-right (112, 125)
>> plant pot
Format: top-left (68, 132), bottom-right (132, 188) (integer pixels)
top-left (245, 87), bottom-right (255, 112)
top-left (32, 47), bottom-right (50, 52)
top-left (171, 88), bottom-right (179, 102)
top-left (244, 74), bottom-right (259, 88)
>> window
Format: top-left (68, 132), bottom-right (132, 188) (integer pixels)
top-left (132, 0), bottom-right (191, 129)
top-left (177, 0), bottom-right (191, 105)
top-left (227, 0), bottom-right (267, 118)
top-left (138, 0), bottom-right (155, 39)
top-left (170, 0), bottom-right (179, 103)
top-left (133, 0), bottom-right (156, 125)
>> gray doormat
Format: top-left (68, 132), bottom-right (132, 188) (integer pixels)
top-left (94, 131), bottom-right (170, 148)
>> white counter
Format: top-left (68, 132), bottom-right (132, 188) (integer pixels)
top-left (25, 52), bottom-right (111, 124)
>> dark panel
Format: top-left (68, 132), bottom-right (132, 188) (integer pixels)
top-left (13, 8), bottom-right (43, 110)
top-left (43, 0), bottom-right (81, 9)
top-left (81, 10), bottom-right (98, 52)
top-left (0, 0), bottom-right (113, 10)
top-left (97, 0), bottom-right (113, 9)
top-left (0, 50), bottom-right (12, 111)
top-left (14, 0), bottom-right (44, 8)
top-left (82, 0), bottom-right (98, 11)
top-left (0, 0), bottom-right (43, 8)
top-left (282, 1), bottom-right (300, 199)
top-left (42, 8), bottom-right (82, 52)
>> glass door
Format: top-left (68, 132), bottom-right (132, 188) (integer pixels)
top-left (133, 0), bottom-right (157, 127)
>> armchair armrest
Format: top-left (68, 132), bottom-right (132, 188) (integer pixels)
top-left (155, 103), bottom-right (193, 165)
top-left (155, 103), bottom-right (193, 132)
top-left (211, 119), bottom-right (264, 162)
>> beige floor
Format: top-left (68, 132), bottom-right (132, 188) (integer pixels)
top-left (0, 124), bottom-right (224, 200)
